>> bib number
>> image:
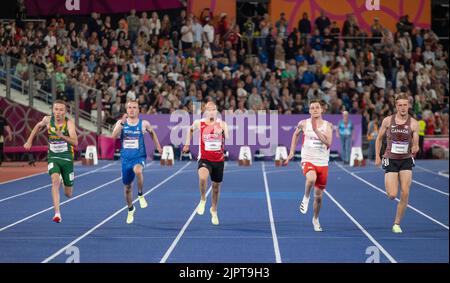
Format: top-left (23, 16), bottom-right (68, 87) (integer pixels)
top-left (205, 140), bottom-right (222, 151)
top-left (391, 142), bottom-right (409, 154)
top-left (49, 142), bottom-right (68, 153)
top-left (307, 139), bottom-right (325, 150)
top-left (123, 139), bottom-right (139, 149)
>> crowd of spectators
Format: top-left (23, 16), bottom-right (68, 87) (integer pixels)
top-left (0, 8), bottom-right (448, 138)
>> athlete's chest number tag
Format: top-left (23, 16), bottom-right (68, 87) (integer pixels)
top-left (205, 141), bottom-right (222, 151)
top-left (123, 139), bottom-right (139, 149)
top-left (391, 142), bottom-right (409, 154)
top-left (307, 139), bottom-right (325, 150)
top-left (49, 142), bottom-right (68, 153)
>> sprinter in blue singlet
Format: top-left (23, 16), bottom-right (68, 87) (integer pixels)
top-left (112, 100), bottom-right (162, 224)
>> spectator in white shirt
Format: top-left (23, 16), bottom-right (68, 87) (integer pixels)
top-left (203, 17), bottom-right (215, 44)
top-left (422, 44), bottom-right (435, 63)
top-left (149, 12), bottom-right (161, 36)
top-left (44, 30), bottom-right (57, 48)
top-left (181, 19), bottom-right (194, 50)
top-left (373, 65), bottom-right (386, 89)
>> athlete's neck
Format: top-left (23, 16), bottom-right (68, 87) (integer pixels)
top-left (204, 117), bottom-right (217, 125)
top-left (395, 113), bottom-right (408, 121)
top-left (54, 117), bottom-right (64, 126)
top-left (127, 117), bottom-right (139, 125)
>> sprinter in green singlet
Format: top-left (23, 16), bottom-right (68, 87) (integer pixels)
top-left (24, 100), bottom-right (78, 223)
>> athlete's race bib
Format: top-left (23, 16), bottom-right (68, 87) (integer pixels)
top-left (205, 140), bottom-right (222, 151)
top-left (307, 139), bottom-right (326, 150)
top-left (123, 139), bottom-right (139, 149)
top-left (391, 142), bottom-right (409, 154)
top-left (49, 142), bottom-right (68, 153)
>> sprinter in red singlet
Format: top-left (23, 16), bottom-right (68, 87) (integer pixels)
top-left (183, 102), bottom-right (229, 225)
top-left (375, 93), bottom-right (420, 233)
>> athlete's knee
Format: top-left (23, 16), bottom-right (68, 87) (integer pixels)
top-left (134, 166), bottom-right (143, 175)
top-left (399, 190), bottom-right (409, 201)
top-left (124, 184), bottom-right (132, 193)
top-left (51, 174), bottom-right (61, 187)
top-left (64, 187), bottom-right (73, 198)
top-left (387, 191), bottom-right (397, 200)
top-left (314, 189), bottom-right (323, 201)
top-left (212, 182), bottom-right (220, 192)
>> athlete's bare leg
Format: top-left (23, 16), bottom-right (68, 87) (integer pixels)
top-left (64, 186), bottom-right (73, 198)
top-left (51, 173), bottom-right (62, 214)
top-left (395, 170), bottom-right (412, 225)
top-left (198, 167), bottom-right (209, 201)
top-left (124, 183), bottom-right (133, 208)
top-left (385, 172), bottom-right (399, 200)
top-left (211, 181), bottom-right (221, 212)
top-left (133, 164), bottom-right (144, 195)
top-left (304, 170), bottom-right (317, 199)
top-left (313, 187), bottom-right (323, 220)
top-left (300, 170), bottom-right (317, 214)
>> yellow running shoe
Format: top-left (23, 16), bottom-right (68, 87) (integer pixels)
top-left (210, 207), bottom-right (219, 225)
top-left (197, 200), bottom-right (206, 215)
top-left (139, 195), bottom-right (148, 208)
top-left (126, 206), bottom-right (135, 224)
top-left (392, 224), bottom-right (402, 233)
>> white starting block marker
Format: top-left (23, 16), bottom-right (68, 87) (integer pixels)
top-left (275, 146), bottom-right (288, 167)
top-left (83, 145), bottom-right (98, 165)
top-left (350, 146), bottom-right (365, 167)
top-left (160, 145), bottom-right (174, 166)
top-left (238, 146), bottom-right (252, 166)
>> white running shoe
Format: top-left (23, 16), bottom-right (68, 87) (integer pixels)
top-left (210, 207), bottom-right (219, 225)
top-left (299, 196), bottom-right (310, 214)
top-left (126, 206), bottom-right (135, 224)
top-left (139, 195), bottom-right (148, 208)
top-left (197, 200), bottom-right (206, 215)
top-left (312, 217), bottom-right (323, 232)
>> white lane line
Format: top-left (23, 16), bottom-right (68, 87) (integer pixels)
top-left (0, 163), bottom-right (116, 203)
top-left (261, 161), bottom-right (282, 263)
top-left (159, 185), bottom-right (213, 263)
top-left (412, 180), bottom-right (449, 196)
top-left (324, 190), bottom-right (397, 263)
top-left (335, 162), bottom-right (449, 230)
top-left (41, 162), bottom-right (192, 263)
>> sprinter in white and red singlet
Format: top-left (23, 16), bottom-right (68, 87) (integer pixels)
top-left (183, 102), bottom-right (229, 225)
top-left (285, 99), bottom-right (333, 232)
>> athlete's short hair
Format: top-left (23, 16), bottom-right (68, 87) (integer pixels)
top-left (309, 99), bottom-right (323, 106)
top-left (52, 100), bottom-right (67, 107)
top-left (395, 93), bottom-right (409, 102)
top-left (126, 99), bottom-right (139, 106)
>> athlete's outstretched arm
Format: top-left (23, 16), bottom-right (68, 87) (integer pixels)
top-left (57, 119), bottom-right (78, 147)
top-left (183, 120), bottom-right (199, 152)
top-left (285, 121), bottom-right (303, 164)
top-left (410, 119), bottom-right (420, 155)
top-left (144, 120), bottom-right (162, 153)
top-left (375, 117), bottom-right (390, 167)
top-left (312, 120), bottom-right (332, 148)
top-left (24, 116), bottom-right (50, 150)
top-left (111, 114), bottom-right (127, 139)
